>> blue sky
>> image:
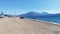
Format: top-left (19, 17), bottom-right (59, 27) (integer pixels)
top-left (0, 0), bottom-right (60, 15)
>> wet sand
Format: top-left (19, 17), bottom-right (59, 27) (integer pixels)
top-left (0, 17), bottom-right (60, 34)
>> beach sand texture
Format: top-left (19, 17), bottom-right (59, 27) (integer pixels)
top-left (0, 17), bottom-right (60, 34)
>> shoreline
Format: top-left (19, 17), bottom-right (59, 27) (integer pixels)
top-left (1, 17), bottom-right (60, 25)
top-left (39, 20), bottom-right (60, 25)
top-left (31, 19), bottom-right (60, 26)
top-left (25, 18), bottom-right (60, 25)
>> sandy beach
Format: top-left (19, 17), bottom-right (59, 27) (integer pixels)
top-left (0, 17), bottom-right (60, 34)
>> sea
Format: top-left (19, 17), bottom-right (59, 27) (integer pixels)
top-left (36, 17), bottom-right (60, 24)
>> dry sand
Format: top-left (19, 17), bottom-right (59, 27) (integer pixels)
top-left (0, 17), bottom-right (60, 34)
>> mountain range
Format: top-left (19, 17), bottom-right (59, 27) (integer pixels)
top-left (20, 11), bottom-right (60, 18)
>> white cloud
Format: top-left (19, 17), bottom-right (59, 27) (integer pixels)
top-left (46, 10), bottom-right (60, 14)
top-left (34, 9), bottom-right (60, 14)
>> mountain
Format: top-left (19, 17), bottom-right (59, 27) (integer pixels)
top-left (40, 12), bottom-right (49, 15)
top-left (20, 11), bottom-right (40, 18)
top-left (20, 11), bottom-right (60, 20)
top-left (20, 11), bottom-right (49, 18)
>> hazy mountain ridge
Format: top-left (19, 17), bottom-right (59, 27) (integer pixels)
top-left (20, 11), bottom-right (60, 18)
top-left (20, 11), bottom-right (49, 18)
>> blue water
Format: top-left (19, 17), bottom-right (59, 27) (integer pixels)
top-left (36, 17), bottom-right (60, 23)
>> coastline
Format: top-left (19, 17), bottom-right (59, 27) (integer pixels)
top-left (33, 19), bottom-right (60, 26)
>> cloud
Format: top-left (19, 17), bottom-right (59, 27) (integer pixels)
top-left (46, 10), bottom-right (60, 14)
top-left (34, 9), bottom-right (60, 14)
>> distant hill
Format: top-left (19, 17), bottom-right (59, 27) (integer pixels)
top-left (20, 11), bottom-right (60, 19)
top-left (20, 11), bottom-right (49, 18)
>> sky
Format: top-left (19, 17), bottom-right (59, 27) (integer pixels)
top-left (0, 0), bottom-right (60, 15)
